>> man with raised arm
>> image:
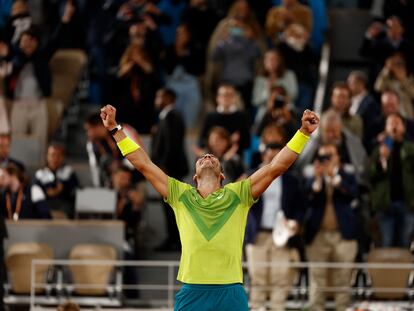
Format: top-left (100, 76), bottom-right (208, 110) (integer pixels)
top-left (100, 105), bottom-right (319, 311)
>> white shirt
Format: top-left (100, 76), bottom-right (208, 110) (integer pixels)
top-left (260, 177), bottom-right (282, 229)
top-left (350, 91), bottom-right (367, 116)
top-left (159, 105), bottom-right (174, 120)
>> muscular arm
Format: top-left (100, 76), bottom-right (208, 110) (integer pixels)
top-left (250, 110), bottom-right (319, 199)
top-left (101, 105), bottom-right (168, 198)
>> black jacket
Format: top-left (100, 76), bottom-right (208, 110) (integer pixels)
top-left (151, 108), bottom-right (189, 179)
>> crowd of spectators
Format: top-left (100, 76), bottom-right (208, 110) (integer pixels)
top-left (0, 0), bottom-right (414, 310)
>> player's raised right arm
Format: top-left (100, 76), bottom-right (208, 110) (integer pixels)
top-left (100, 105), bottom-right (168, 198)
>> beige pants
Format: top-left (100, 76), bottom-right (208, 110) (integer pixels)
top-left (246, 232), bottom-right (299, 311)
top-left (11, 99), bottom-right (48, 162)
top-left (306, 230), bottom-right (357, 311)
top-left (0, 96), bottom-right (10, 134)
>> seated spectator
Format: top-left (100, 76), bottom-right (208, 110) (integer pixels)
top-left (347, 70), bottom-right (380, 147)
top-left (164, 24), bottom-right (203, 128)
top-left (304, 144), bottom-right (359, 311)
top-left (3, 0), bottom-right (32, 45)
top-left (245, 142), bottom-right (304, 310)
top-left (0, 1), bottom-right (75, 161)
top-left (199, 83), bottom-right (251, 154)
top-left (0, 165), bottom-right (50, 220)
top-left (266, 0), bottom-right (313, 46)
top-left (194, 126), bottom-right (245, 183)
top-left (252, 49), bottom-right (298, 123)
top-left (298, 109), bottom-right (367, 185)
top-left (374, 52), bottom-right (414, 119)
top-left (255, 85), bottom-right (297, 139)
top-left (277, 23), bottom-right (317, 110)
top-left (368, 90), bottom-right (414, 152)
top-left (115, 43), bottom-right (160, 133)
top-left (360, 16), bottom-right (414, 77)
top-left (369, 113), bottom-right (414, 247)
top-left (210, 17), bottom-right (261, 110)
top-left (0, 133), bottom-right (25, 173)
top-left (329, 82), bottom-right (364, 140)
top-left (33, 143), bottom-right (79, 219)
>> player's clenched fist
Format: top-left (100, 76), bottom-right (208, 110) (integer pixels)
top-left (100, 105), bottom-right (117, 130)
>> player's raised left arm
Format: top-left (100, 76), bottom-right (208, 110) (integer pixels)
top-left (250, 110), bottom-right (319, 199)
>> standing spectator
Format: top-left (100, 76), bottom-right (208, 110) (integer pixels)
top-left (347, 70), bottom-right (380, 133)
top-left (329, 82), bottom-right (364, 140)
top-left (156, 0), bottom-right (187, 46)
top-left (164, 24), bottom-right (203, 128)
top-left (181, 0), bottom-right (220, 64)
top-left (0, 133), bottom-right (25, 173)
top-left (115, 43), bottom-right (160, 133)
top-left (360, 16), bottom-right (414, 77)
top-left (245, 142), bottom-right (305, 311)
top-left (255, 85), bottom-right (297, 139)
top-left (3, 0), bottom-right (32, 45)
top-left (151, 88), bottom-right (188, 251)
top-left (33, 143), bottom-right (79, 219)
top-left (0, 0), bottom-right (75, 161)
top-left (199, 83), bottom-right (251, 154)
top-left (368, 90), bottom-right (414, 152)
top-left (0, 165), bottom-right (51, 219)
top-left (277, 23), bottom-right (317, 110)
top-left (110, 164), bottom-right (144, 297)
top-left (374, 52), bottom-right (414, 119)
top-left (210, 17), bottom-right (261, 110)
top-left (369, 113), bottom-right (414, 247)
top-left (298, 109), bottom-right (367, 185)
top-left (266, 0), bottom-right (313, 46)
top-left (193, 126), bottom-right (245, 183)
top-left (305, 144), bottom-right (359, 311)
top-left (252, 49), bottom-right (298, 123)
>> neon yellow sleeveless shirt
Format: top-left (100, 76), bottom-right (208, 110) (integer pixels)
top-left (164, 177), bottom-right (257, 284)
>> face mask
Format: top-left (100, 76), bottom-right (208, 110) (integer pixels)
top-left (228, 26), bottom-right (245, 38)
top-left (285, 36), bottom-right (306, 51)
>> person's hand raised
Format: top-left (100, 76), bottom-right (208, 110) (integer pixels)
top-left (300, 109), bottom-right (319, 136)
top-left (100, 105), bottom-right (117, 131)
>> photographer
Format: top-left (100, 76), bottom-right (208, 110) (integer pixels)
top-left (304, 144), bottom-right (359, 311)
top-left (369, 113), bottom-right (414, 247)
top-left (255, 85), bottom-right (297, 139)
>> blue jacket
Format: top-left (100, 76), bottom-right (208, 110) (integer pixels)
top-left (304, 168), bottom-right (359, 244)
top-left (245, 173), bottom-right (306, 245)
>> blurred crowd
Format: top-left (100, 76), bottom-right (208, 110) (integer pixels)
top-left (0, 0), bottom-right (414, 310)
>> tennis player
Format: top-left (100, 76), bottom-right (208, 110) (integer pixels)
top-left (100, 105), bottom-right (319, 311)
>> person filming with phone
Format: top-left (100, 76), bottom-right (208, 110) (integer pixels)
top-left (255, 85), bottom-right (297, 139)
top-left (369, 113), bottom-right (414, 247)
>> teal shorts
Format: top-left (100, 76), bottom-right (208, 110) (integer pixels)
top-left (174, 283), bottom-right (249, 311)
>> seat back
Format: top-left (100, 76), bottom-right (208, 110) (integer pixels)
top-left (367, 247), bottom-right (413, 299)
top-left (6, 243), bottom-right (53, 294)
top-left (75, 188), bottom-right (117, 217)
top-left (69, 244), bottom-right (117, 295)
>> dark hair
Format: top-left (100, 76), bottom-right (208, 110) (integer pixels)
top-left (331, 81), bottom-right (351, 97)
top-left (381, 88), bottom-right (401, 102)
top-left (386, 112), bottom-right (406, 126)
top-left (349, 70), bottom-right (368, 87)
top-left (5, 164), bottom-right (25, 183)
top-left (264, 49), bottom-right (287, 78)
top-left (48, 142), bottom-right (66, 154)
top-left (217, 82), bottom-right (236, 93)
top-left (0, 133), bottom-right (11, 140)
top-left (84, 113), bottom-right (103, 126)
top-left (161, 88), bottom-right (177, 103)
top-left (270, 85), bottom-right (288, 96)
top-left (207, 126), bottom-right (231, 142)
top-left (20, 26), bottom-right (41, 42)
